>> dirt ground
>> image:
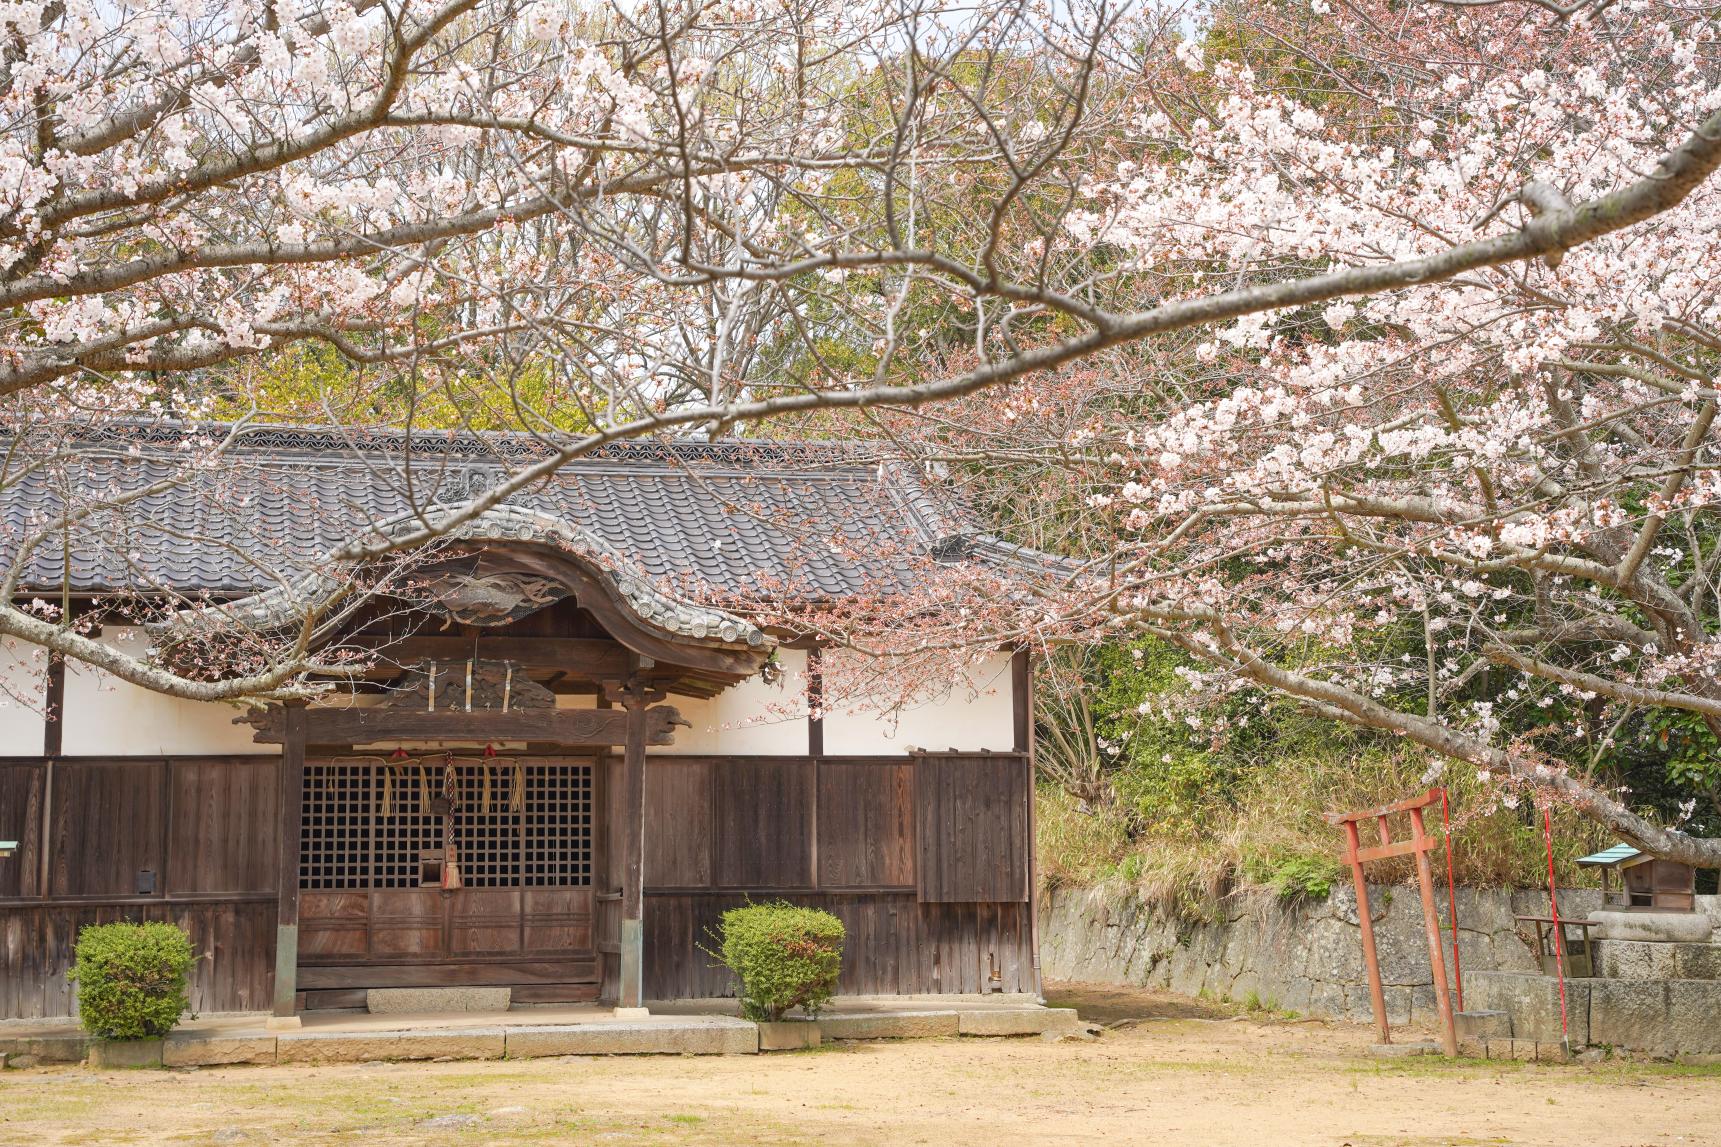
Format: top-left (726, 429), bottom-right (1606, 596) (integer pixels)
top-left (3, 983), bottom-right (1719, 1147)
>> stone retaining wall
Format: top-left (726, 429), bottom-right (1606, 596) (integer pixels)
top-left (1038, 882), bottom-right (1621, 1024)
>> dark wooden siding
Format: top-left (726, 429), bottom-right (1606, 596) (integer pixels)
top-left (644, 894), bottom-right (1033, 999)
top-left (638, 753), bottom-right (1032, 1000)
top-left (0, 762), bottom-right (45, 898)
top-left (713, 760), bottom-right (812, 888)
top-left (817, 761), bottom-right (914, 889)
top-left (0, 756), bottom-right (279, 1019)
top-left (914, 753), bottom-right (1030, 903)
top-left (48, 760), bottom-right (167, 897)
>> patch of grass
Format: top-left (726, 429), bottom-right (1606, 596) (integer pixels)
top-left (1036, 742), bottom-right (1613, 926)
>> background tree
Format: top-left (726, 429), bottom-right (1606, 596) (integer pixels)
top-left (1, 0), bottom-right (1719, 889)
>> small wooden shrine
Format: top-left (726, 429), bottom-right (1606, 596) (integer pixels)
top-left (1577, 844), bottom-right (1697, 912)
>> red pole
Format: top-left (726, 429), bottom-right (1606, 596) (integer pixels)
top-left (1344, 819), bottom-right (1391, 1046)
top-left (1411, 806), bottom-right (1459, 1057)
top-left (1542, 805), bottom-right (1570, 1050)
top-left (1441, 788), bottom-right (1464, 1011)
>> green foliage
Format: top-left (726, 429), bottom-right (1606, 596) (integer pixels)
top-left (708, 902), bottom-right (845, 1022)
top-left (1035, 634), bottom-right (1615, 923)
top-left (1241, 851), bottom-right (1341, 904)
top-left (68, 922), bottom-right (196, 1040)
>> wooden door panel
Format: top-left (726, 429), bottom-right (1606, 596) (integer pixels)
top-left (369, 888), bottom-right (443, 957)
top-left (299, 892), bottom-right (369, 960)
top-left (524, 888), bottom-right (594, 953)
top-left (450, 888), bottom-right (522, 955)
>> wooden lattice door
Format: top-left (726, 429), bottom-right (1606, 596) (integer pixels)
top-left (295, 756), bottom-right (599, 997)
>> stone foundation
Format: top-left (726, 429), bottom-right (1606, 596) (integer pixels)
top-left (1466, 970), bottom-right (1721, 1056)
top-left (1038, 882), bottom-right (1718, 1023)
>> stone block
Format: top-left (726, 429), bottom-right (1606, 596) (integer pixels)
top-left (276, 1028), bottom-right (506, 1064)
top-left (957, 1008), bottom-right (1083, 1037)
top-left (87, 1039), bottom-right (163, 1069)
top-left (1595, 939), bottom-right (1721, 980)
top-left (1456, 1010), bottom-right (1510, 1041)
top-left (1588, 979), bottom-right (1672, 1055)
top-left (163, 1035), bottom-right (278, 1067)
top-left (366, 987), bottom-right (511, 1014)
top-left (505, 1021), bottom-right (757, 1057)
top-left (1466, 971), bottom-right (1590, 1046)
top-left (0, 1035), bottom-right (89, 1064)
top-left (817, 1011), bottom-right (959, 1040)
top-left (1664, 981), bottom-right (1721, 1055)
top-left (1368, 1040), bottom-right (1440, 1058)
top-left (1593, 910), bottom-right (1714, 944)
top-left (757, 1021), bottom-right (821, 1051)
top-left (1306, 982), bottom-right (1350, 1022)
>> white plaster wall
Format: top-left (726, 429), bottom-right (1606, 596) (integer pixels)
top-left (822, 650), bottom-right (1015, 756)
top-left (0, 638), bottom-right (47, 755)
top-left (61, 627), bottom-right (278, 756)
top-left (647, 647), bottom-right (809, 756)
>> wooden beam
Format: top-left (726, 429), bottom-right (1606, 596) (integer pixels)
top-left (806, 648), bottom-right (824, 758)
top-left (273, 702), bottom-right (307, 1020)
top-left (245, 705), bottom-right (686, 747)
top-left (618, 698), bottom-right (648, 1009)
top-left (42, 652), bottom-right (63, 759)
top-left (1011, 648), bottom-right (1030, 755)
top-left (335, 636), bottom-right (633, 677)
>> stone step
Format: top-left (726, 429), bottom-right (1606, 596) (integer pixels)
top-left (366, 987), bottom-right (511, 1014)
top-left (1596, 939), bottom-right (1721, 980)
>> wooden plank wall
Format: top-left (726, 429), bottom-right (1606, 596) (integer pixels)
top-left (639, 753), bottom-right (1033, 1001)
top-left (645, 894), bottom-right (1033, 999)
top-left (0, 757), bottom-right (280, 1020)
top-left (914, 753), bottom-right (1031, 903)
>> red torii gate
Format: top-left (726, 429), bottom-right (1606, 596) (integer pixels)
top-left (1325, 789), bottom-right (1459, 1057)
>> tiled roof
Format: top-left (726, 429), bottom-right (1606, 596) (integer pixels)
top-left (0, 425), bottom-right (1042, 626)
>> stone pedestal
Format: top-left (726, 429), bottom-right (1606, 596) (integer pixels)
top-left (86, 1039), bottom-right (164, 1069)
top-left (1591, 910), bottom-right (1713, 943)
top-left (366, 987), bottom-right (511, 1014)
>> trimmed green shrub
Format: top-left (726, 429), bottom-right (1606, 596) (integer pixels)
top-left (69, 922), bottom-right (196, 1040)
top-left (710, 902), bottom-right (845, 1022)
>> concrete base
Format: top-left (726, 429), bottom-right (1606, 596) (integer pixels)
top-left (367, 987), bottom-right (511, 1014)
top-left (505, 1020), bottom-right (757, 1057)
top-left (1468, 969), bottom-right (1721, 1056)
top-left (0, 995), bottom-right (1083, 1066)
top-left (957, 1007), bottom-right (1088, 1037)
top-left (162, 1035), bottom-right (279, 1067)
top-left (264, 1016), bottom-right (301, 1031)
top-left (86, 1039), bottom-right (163, 1069)
top-left (1368, 1041), bottom-right (1440, 1058)
top-left (277, 1027), bottom-right (507, 1064)
top-left (758, 1021), bottom-right (823, 1051)
top-left (1592, 910), bottom-right (1714, 943)
top-left (0, 1035), bottom-right (89, 1064)
top-left (819, 1011), bottom-right (959, 1040)
top-left (611, 1007), bottom-right (650, 1020)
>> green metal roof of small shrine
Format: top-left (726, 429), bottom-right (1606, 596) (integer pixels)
top-left (1576, 843), bottom-right (1643, 867)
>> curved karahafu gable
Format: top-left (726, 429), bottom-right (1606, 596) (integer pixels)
top-left (150, 504), bottom-right (771, 675)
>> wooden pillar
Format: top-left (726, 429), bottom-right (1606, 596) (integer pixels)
top-left (806, 647), bottom-right (824, 758)
top-left (1344, 819), bottom-right (1391, 1046)
top-left (617, 695), bottom-right (649, 1010)
top-left (272, 702), bottom-right (307, 1020)
top-left (1012, 648), bottom-right (1043, 999)
top-left (1410, 807), bottom-right (1460, 1057)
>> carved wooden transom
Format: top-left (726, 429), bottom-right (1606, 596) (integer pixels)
top-left (381, 660), bottom-right (557, 711)
top-left (406, 555), bottom-right (571, 626)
